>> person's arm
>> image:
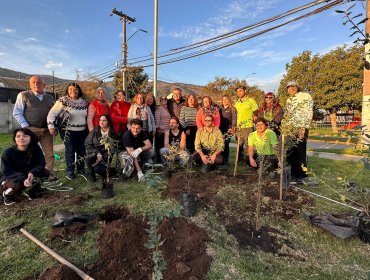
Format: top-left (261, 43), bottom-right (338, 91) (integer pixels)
top-left (141, 139), bottom-right (152, 152)
top-left (163, 130), bottom-right (170, 148)
top-left (1, 149), bottom-right (27, 183)
top-left (29, 145), bottom-right (46, 176)
top-left (179, 132), bottom-right (186, 151)
top-left (12, 92), bottom-right (29, 128)
top-left (84, 130), bottom-right (98, 155)
top-left (87, 104), bottom-right (96, 132)
top-left (209, 130), bottom-right (224, 163)
top-left (196, 109), bottom-right (204, 129)
top-left (109, 103), bottom-right (127, 124)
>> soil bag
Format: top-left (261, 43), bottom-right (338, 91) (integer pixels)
top-left (304, 212), bottom-right (359, 239)
top-left (180, 192), bottom-right (197, 217)
top-left (52, 210), bottom-right (97, 228)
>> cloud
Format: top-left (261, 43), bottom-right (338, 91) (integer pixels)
top-left (65, 29), bottom-right (70, 34)
top-left (1, 28), bottom-right (16, 33)
top-left (0, 52), bottom-right (4, 56)
top-left (24, 37), bottom-right (38, 42)
top-left (161, 0), bottom-right (279, 42)
top-left (254, 72), bottom-right (285, 92)
top-left (44, 61), bottom-right (63, 69)
top-left (229, 47), bottom-right (289, 65)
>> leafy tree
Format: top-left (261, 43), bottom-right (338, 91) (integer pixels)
top-left (76, 73), bottom-right (104, 102)
top-left (113, 66), bottom-right (149, 100)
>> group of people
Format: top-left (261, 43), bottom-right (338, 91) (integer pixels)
top-left (0, 75), bottom-right (313, 206)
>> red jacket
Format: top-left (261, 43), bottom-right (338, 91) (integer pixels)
top-left (91, 99), bottom-right (109, 128)
top-left (109, 100), bottom-right (131, 134)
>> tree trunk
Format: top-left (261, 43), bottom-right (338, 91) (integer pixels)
top-left (329, 111), bottom-right (338, 133)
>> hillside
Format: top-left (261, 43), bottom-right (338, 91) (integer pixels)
top-left (152, 80), bottom-right (204, 97)
top-left (0, 67), bottom-right (70, 85)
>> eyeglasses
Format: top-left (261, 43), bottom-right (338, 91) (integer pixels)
top-left (160, 98), bottom-right (167, 101)
top-left (265, 96), bottom-right (273, 99)
top-left (205, 119), bottom-right (213, 122)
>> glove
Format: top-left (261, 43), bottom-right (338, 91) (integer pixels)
top-left (137, 171), bottom-right (145, 182)
top-left (131, 148), bottom-right (143, 158)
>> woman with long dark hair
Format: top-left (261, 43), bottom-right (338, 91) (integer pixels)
top-left (1, 128), bottom-right (49, 205)
top-left (47, 82), bottom-right (89, 180)
top-left (219, 95), bottom-right (237, 165)
top-left (85, 114), bottom-right (119, 181)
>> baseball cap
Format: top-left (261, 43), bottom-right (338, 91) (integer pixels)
top-left (286, 81), bottom-right (298, 88)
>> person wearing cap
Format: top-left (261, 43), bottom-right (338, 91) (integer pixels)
top-left (253, 92), bottom-right (283, 136)
top-left (284, 81), bottom-right (313, 180)
top-left (87, 87), bottom-right (110, 132)
top-left (234, 85), bottom-right (258, 162)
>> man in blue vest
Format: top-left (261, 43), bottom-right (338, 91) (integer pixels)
top-left (13, 76), bottom-right (56, 180)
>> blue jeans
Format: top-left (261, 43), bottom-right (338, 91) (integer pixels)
top-left (64, 130), bottom-right (87, 175)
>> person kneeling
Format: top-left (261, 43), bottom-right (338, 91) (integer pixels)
top-left (248, 117), bottom-right (279, 175)
top-left (121, 119), bottom-right (155, 181)
top-left (1, 128), bottom-right (50, 205)
top-left (193, 114), bottom-right (224, 172)
top-left (159, 117), bottom-right (188, 168)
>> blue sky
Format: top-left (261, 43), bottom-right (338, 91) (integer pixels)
top-left (0, 0), bottom-right (364, 92)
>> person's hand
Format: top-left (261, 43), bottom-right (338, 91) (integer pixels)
top-left (200, 154), bottom-right (209, 164)
top-left (96, 153), bottom-right (103, 162)
top-left (185, 129), bottom-right (191, 136)
top-left (49, 128), bottom-right (57, 137)
top-left (156, 128), bottom-right (161, 134)
top-left (24, 173), bottom-right (33, 188)
top-left (137, 171), bottom-right (145, 182)
top-left (210, 153), bottom-right (217, 164)
top-left (249, 157), bottom-right (257, 167)
top-left (131, 148), bottom-right (143, 158)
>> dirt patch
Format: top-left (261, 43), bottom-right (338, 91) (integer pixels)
top-left (159, 217), bottom-right (212, 279)
top-left (98, 205), bottom-right (129, 222)
top-left (38, 265), bottom-right (80, 280)
top-left (68, 193), bottom-right (92, 206)
top-left (49, 223), bottom-right (88, 241)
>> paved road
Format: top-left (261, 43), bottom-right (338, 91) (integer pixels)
top-left (307, 140), bottom-right (354, 150)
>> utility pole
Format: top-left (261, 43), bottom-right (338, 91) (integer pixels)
top-left (362, 0), bottom-right (370, 144)
top-left (111, 8), bottom-right (136, 101)
top-left (153, 0), bottom-right (158, 99)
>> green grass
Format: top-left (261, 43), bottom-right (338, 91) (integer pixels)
top-left (0, 145), bottom-right (369, 279)
top-left (308, 147), bottom-right (360, 155)
top-left (309, 135), bottom-right (359, 143)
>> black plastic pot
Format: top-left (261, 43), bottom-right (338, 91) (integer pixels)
top-left (101, 179), bottom-right (114, 199)
top-left (180, 192), bottom-right (197, 217)
top-left (358, 215), bottom-right (370, 243)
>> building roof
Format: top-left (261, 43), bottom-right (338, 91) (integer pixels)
top-left (0, 76), bottom-right (29, 90)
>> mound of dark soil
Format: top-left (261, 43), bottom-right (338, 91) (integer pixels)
top-left (37, 265), bottom-right (80, 280)
top-left (49, 223), bottom-right (88, 241)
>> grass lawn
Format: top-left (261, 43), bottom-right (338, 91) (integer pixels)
top-left (0, 145), bottom-right (369, 279)
top-left (309, 135), bottom-right (359, 144)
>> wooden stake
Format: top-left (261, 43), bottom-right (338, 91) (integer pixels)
top-left (20, 228), bottom-right (95, 280)
top-left (279, 134), bottom-right (285, 201)
top-left (233, 135), bottom-right (241, 176)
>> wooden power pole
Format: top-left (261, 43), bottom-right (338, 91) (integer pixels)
top-left (362, 0), bottom-right (370, 144)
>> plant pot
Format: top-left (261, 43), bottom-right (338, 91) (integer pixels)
top-left (277, 164), bottom-right (291, 188)
top-left (358, 214), bottom-right (370, 243)
top-left (101, 179), bottom-right (114, 199)
top-left (180, 192), bottom-right (197, 217)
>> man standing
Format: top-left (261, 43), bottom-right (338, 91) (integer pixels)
top-left (121, 119), bottom-right (155, 181)
top-left (13, 76), bottom-right (56, 179)
top-left (284, 81), bottom-right (313, 181)
top-left (167, 87), bottom-right (185, 118)
top-left (193, 114), bottom-right (224, 172)
top-left (234, 85), bottom-right (258, 162)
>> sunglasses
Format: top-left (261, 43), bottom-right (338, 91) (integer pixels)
top-left (265, 96), bottom-right (273, 99)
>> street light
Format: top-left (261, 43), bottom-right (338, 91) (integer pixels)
top-left (127, 28), bottom-right (148, 41)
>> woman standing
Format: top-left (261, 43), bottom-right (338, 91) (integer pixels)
top-left (1, 128), bottom-right (49, 205)
top-left (87, 87), bottom-right (110, 132)
top-left (146, 92), bottom-right (157, 116)
top-left (253, 92), bottom-right (283, 135)
top-left (154, 95), bottom-right (171, 160)
top-left (85, 114), bottom-right (119, 181)
top-left (196, 96), bottom-right (220, 129)
top-left (127, 93), bottom-right (156, 137)
top-left (47, 83), bottom-right (89, 180)
top-left (109, 90), bottom-right (131, 136)
top-left (219, 95), bottom-right (237, 165)
top-left (179, 94), bottom-right (198, 153)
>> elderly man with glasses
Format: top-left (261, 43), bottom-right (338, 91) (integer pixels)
top-left (193, 114), bottom-right (224, 172)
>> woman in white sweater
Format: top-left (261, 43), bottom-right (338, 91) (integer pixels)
top-left (47, 83), bottom-right (89, 180)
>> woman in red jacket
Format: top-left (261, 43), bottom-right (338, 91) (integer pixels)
top-left (109, 90), bottom-right (131, 135)
top-left (87, 87), bottom-right (109, 132)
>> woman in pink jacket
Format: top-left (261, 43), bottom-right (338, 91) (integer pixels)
top-left (196, 96), bottom-right (220, 129)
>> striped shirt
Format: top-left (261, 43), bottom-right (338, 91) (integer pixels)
top-left (155, 106), bottom-right (171, 131)
top-left (179, 106), bottom-right (198, 128)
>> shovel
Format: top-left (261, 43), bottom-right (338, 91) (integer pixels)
top-left (3, 224), bottom-right (94, 280)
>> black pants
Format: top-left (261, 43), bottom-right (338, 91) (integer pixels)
top-left (185, 126), bottom-right (197, 154)
top-left (155, 132), bottom-right (165, 162)
top-left (286, 130), bottom-right (308, 178)
top-left (192, 149), bottom-right (223, 166)
top-left (64, 130), bottom-right (87, 175)
top-left (222, 138), bottom-right (230, 164)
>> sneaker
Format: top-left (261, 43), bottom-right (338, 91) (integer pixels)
top-left (65, 173), bottom-right (76, 180)
top-left (201, 164), bottom-right (212, 173)
top-left (3, 190), bottom-right (16, 206)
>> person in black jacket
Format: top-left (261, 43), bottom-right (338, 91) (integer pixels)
top-left (1, 128), bottom-right (49, 205)
top-left (85, 114), bottom-right (119, 181)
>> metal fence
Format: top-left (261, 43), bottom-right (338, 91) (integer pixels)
top-left (310, 121), bottom-right (361, 135)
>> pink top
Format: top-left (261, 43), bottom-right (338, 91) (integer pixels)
top-left (196, 107), bottom-right (220, 129)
